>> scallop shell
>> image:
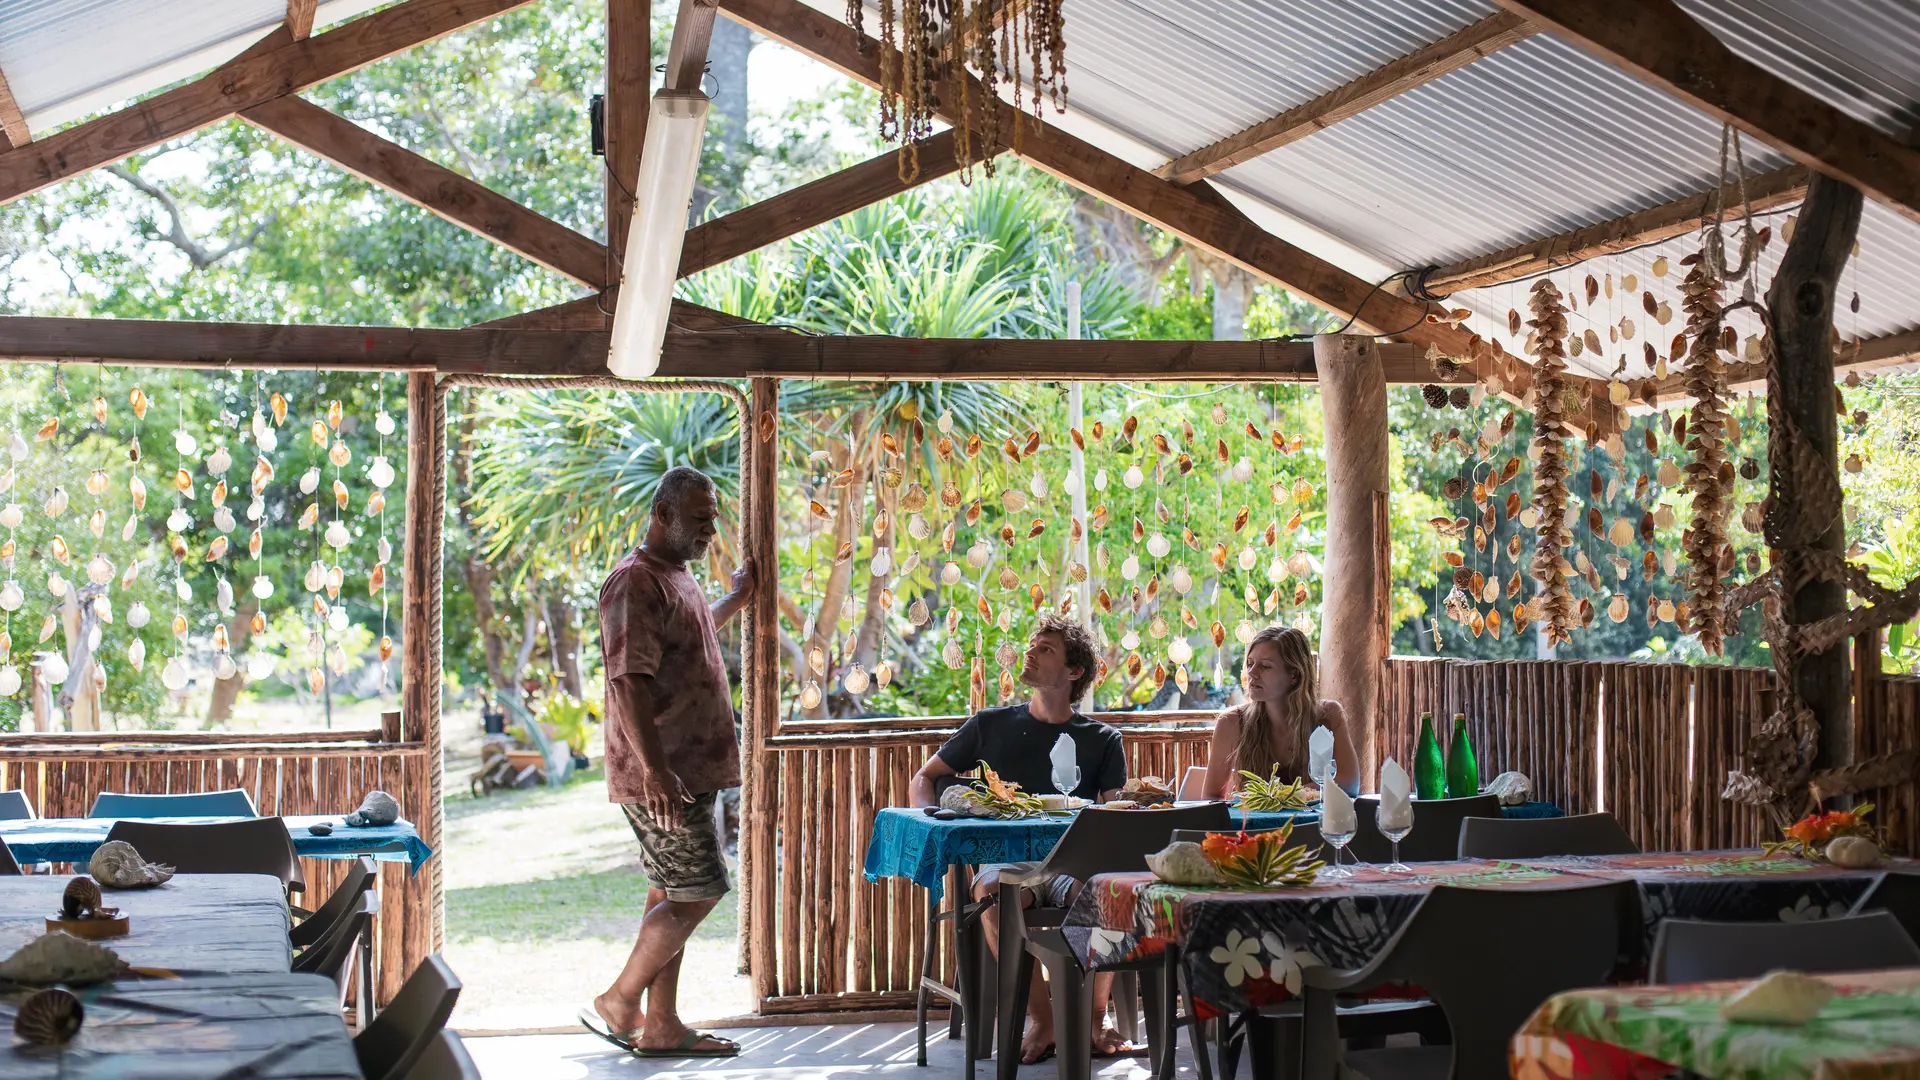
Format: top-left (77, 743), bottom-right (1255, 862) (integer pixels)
top-left (13, 987), bottom-right (84, 1045)
top-left (89, 839), bottom-right (175, 888)
top-left (0, 932), bottom-right (129, 984)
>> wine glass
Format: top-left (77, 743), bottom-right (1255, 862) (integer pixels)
top-left (1379, 815), bottom-right (1413, 873)
top-left (1320, 824), bottom-right (1355, 879)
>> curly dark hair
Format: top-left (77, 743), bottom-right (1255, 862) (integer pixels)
top-left (1032, 613), bottom-right (1098, 703)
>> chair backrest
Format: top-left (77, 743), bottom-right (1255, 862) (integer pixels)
top-left (1170, 818), bottom-right (1324, 858)
top-left (1364, 881), bottom-right (1636, 1080)
top-left (89, 789), bottom-right (258, 819)
top-left (0, 788), bottom-right (35, 820)
top-left (1851, 872), bottom-right (1920, 947)
top-left (1036, 803), bottom-right (1233, 883)
top-left (1349, 794), bottom-right (1502, 863)
top-left (103, 817), bottom-right (300, 888)
top-left (294, 891), bottom-right (380, 998)
top-left (403, 1031), bottom-right (482, 1080)
top-left (291, 857), bottom-right (379, 950)
top-left (0, 839), bottom-right (19, 875)
top-left (356, 954), bottom-right (463, 1080)
top-left (1176, 766), bottom-right (1210, 801)
top-left (1457, 812), bottom-right (1639, 859)
top-left (1649, 912), bottom-right (1920, 984)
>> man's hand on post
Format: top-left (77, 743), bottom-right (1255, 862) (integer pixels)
top-left (730, 555), bottom-right (757, 600)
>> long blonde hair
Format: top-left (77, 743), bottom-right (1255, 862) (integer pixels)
top-left (1230, 626), bottom-right (1317, 780)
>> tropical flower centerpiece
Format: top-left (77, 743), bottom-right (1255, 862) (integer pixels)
top-left (1200, 820), bottom-right (1324, 888)
top-left (940, 765), bottom-right (1046, 819)
top-left (1763, 802), bottom-right (1883, 864)
top-left (1233, 771), bottom-right (1317, 812)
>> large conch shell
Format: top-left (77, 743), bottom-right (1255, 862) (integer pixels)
top-left (0, 932), bottom-right (129, 985)
top-left (1719, 970), bottom-right (1836, 1025)
top-left (344, 789), bottom-right (400, 827)
top-left (1145, 842), bottom-right (1223, 885)
top-left (89, 839), bottom-right (174, 888)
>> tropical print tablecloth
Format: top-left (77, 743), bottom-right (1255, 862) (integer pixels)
top-left (1512, 967), bottom-right (1920, 1080)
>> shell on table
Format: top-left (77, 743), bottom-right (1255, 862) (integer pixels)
top-left (344, 789), bottom-right (400, 827)
top-left (61, 876), bottom-right (102, 919)
top-left (13, 987), bottom-right (84, 1045)
top-left (0, 932), bottom-right (128, 985)
top-left (1146, 842), bottom-right (1222, 886)
top-left (88, 840), bottom-right (175, 889)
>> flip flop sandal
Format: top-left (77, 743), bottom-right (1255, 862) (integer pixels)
top-left (633, 1030), bottom-right (742, 1058)
top-left (1022, 1043), bottom-right (1057, 1065)
top-left (578, 1004), bottom-right (644, 1053)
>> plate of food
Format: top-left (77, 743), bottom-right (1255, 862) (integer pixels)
top-left (1101, 776), bottom-right (1176, 809)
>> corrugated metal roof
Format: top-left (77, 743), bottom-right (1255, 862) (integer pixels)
top-left (1678, 0), bottom-right (1920, 138)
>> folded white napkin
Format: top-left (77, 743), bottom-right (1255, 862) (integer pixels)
top-left (1308, 726), bottom-right (1335, 785)
top-left (1049, 732), bottom-right (1081, 795)
top-left (1379, 758), bottom-right (1415, 831)
top-left (1320, 765), bottom-right (1357, 834)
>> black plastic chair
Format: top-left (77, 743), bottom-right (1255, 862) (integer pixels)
top-left (355, 954), bottom-right (462, 1080)
top-left (0, 839), bottom-right (20, 875)
top-left (104, 817), bottom-right (305, 896)
top-left (1851, 871), bottom-right (1920, 946)
top-left (1649, 912), bottom-right (1920, 984)
top-left (403, 1031), bottom-right (481, 1080)
top-left (0, 789), bottom-right (35, 820)
top-left (1347, 794), bottom-right (1501, 864)
top-left (295, 890), bottom-right (381, 1028)
top-left (1300, 880), bottom-right (1638, 1080)
top-left (997, 802), bottom-right (1233, 1080)
top-left (292, 857), bottom-right (379, 950)
top-left (1457, 812), bottom-right (1639, 859)
top-left (89, 789), bottom-right (258, 819)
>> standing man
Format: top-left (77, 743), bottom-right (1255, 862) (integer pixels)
top-left (582, 466), bottom-right (754, 1058)
top-left (909, 614), bottom-right (1131, 1063)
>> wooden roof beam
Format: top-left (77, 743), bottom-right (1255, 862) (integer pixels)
top-left (242, 96), bottom-right (613, 288)
top-left (0, 0), bottom-right (537, 204)
top-left (1491, 0), bottom-right (1920, 226)
top-left (1424, 166), bottom-right (1808, 293)
top-left (286, 0), bottom-right (318, 40)
top-left (1156, 12), bottom-right (1535, 186)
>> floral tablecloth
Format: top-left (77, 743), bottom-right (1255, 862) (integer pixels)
top-left (1064, 852), bottom-right (1915, 1017)
top-left (1512, 966), bottom-right (1920, 1080)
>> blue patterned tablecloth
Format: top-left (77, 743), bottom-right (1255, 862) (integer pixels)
top-left (863, 801), bottom-right (1564, 902)
top-left (0, 814), bottom-right (434, 873)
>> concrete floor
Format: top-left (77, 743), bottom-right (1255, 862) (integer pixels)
top-left (465, 1021), bottom-right (1199, 1080)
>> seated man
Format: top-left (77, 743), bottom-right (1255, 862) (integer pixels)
top-left (909, 614), bottom-right (1128, 1063)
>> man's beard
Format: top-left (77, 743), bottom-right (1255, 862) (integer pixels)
top-left (659, 524), bottom-right (710, 563)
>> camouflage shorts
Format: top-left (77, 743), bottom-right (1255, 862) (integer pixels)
top-left (621, 792), bottom-right (731, 902)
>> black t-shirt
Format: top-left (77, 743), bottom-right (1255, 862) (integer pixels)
top-left (935, 704), bottom-right (1126, 801)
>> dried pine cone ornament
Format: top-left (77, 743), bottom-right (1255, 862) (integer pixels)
top-left (1421, 384), bottom-right (1449, 409)
top-left (1679, 250), bottom-right (1733, 655)
top-left (1449, 386), bottom-right (1473, 409)
top-left (1525, 279), bottom-right (1578, 644)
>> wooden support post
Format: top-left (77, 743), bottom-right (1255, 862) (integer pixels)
top-left (605, 0), bottom-right (649, 281)
top-left (1315, 335), bottom-right (1389, 781)
top-left (401, 372), bottom-right (447, 952)
top-left (742, 377), bottom-right (780, 1006)
top-left (1767, 173), bottom-right (1863, 779)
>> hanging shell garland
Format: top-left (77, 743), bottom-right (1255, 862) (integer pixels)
top-left (1679, 248), bottom-right (1734, 655)
top-left (1525, 279), bottom-right (1578, 644)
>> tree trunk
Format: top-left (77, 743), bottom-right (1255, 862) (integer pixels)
top-left (800, 421), bottom-right (869, 718)
top-left (1767, 173), bottom-right (1864, 780)
top-left (1315, 334), bottom-right (1390, 781)
top-left (1209, 263), bottom-right (1255, 341)
top-left (58, 587), bottom-right (100, 732)
top-left (464, 557), bottom-right (510, 694)
top-left (693, 14), bottom-right (754, 220)
top-left (205, 601), bottom-right (260, 727)
top-left (549, 596), bottom-right (584, 697)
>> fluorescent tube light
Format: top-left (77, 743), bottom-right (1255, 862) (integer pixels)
top-left (607, 89), bottom-right (710, 379)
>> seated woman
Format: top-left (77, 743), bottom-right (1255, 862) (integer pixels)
top-left (1201, 625), bottom-right (1360, 800)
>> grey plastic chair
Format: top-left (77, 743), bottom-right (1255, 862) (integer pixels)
top-left (89, 788), bottom-right (258, 819)
top-left (1457, 812), bottom-right (1639, 859)
top-left (355, 954), bottom-right (462, 1080)
top-left (1348, 794), bottom-right (1501, 863)
top-left (291, 857), bottom-right (379, 950)
top-left (295, 890), bottom-right (381, 1028)
top-left (0, 789), bottom-right (35, 820)
top-left (1851, 872), bottom-right (1920, 946)
top-left (1649, 912), bottom-right (1920, 984)
top-left (403, 1031), bottom-right (481, 1080)
top-left (104, 817), bottom-right (305, 895)
top-left (996, 803), bottom-right (1234, 1080)
top-left (1300, 880), bottom-right (1638, 1080)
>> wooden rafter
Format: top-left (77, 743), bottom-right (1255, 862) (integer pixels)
top-left (664, 0), bottom-right (720, 92)
top-left (0, 0), bottom-right (537, 204)
top-left (286, 0), bottom-right (319, 41)
top-left (0, 65), bottom-right (29, 149)
top-left (605, 0), bottom-right (650, 278)
top-left (242, 96), bottom-right (612, 288)
top-left (1156, 12), bottom-right (1535, 186)
top-left (1425, 166), bottom-right (1807, 293)
top-left (1490, 0), bottom-right (1920, 226)
top-left (678, 130), bottom-right (990, 277)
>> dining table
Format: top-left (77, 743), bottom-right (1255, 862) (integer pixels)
top-left (0, 873), bottom-right (293, 973)
top-left (0, 813), bottom-right (434, 872)
top-left (1511, 966), bottom-right (1920, 1080)
top-left (1063, 851), bottom-right (1920, 1018)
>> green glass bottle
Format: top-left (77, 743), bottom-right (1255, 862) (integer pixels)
top-left (1445, 712), bottom-right (1481, 799)
top-left (1414, 712), bottom-right (1446, 800)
